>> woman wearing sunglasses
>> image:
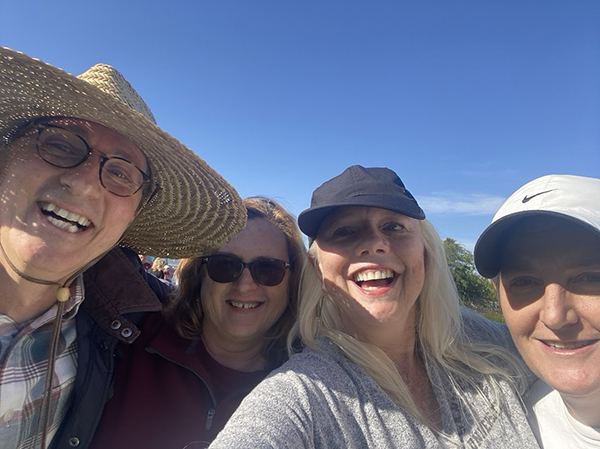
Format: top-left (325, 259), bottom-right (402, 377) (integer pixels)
top-left (90, 196), bottom-right (305, 449)
top-left (171, 196), bottom-right (304, 372)
top-left (210, 166), bottom-right (539, 448)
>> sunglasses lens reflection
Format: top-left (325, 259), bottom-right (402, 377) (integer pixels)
top-left (205, 255), bottom-right (288, 286)
top-left (206, 256), bottom-right (243, 283)
top-left (251, 260), bottom-right (287, 286)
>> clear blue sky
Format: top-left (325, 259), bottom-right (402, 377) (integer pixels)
top-left (3, 1), bottom-right (599, 251)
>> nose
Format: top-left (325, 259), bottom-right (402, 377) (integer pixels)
top-left (59, 158), bottom-right (102, 199)
top-left (356, 228), bottom-right (389, 257)
top-left (539, 283), bottom-right (578, 329)
top-left (233, 266), bottom-right (259, 292)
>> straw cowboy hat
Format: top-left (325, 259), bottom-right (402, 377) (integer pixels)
top-left (0, 47), bottom-right (246, 258)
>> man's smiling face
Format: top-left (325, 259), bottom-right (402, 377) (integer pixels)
top-left (0, 118), bottom-right (145, 282)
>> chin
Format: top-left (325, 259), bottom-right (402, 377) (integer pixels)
top-left (547, 373), bottom-right (600, 398)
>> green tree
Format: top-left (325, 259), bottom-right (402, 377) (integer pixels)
top-left (442, 238), bottom-right (495, 308)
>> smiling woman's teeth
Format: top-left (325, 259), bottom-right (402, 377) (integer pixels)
top-left (229, 301), bottom-right (261, 309)
top-left (354, 269), bottom-right (394, 282)
top-left (545, 341), bottom-right (592, 349)
top-left (40, 202), bottom-right (91, 232)
top-left (354, 269), bottom-right (395, 290)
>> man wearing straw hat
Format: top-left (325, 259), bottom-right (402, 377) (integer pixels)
top-left (0, 47), bottom-right (246, 449)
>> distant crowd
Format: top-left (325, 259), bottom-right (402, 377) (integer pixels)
top-left (141, 256), bottom-right (179, 283)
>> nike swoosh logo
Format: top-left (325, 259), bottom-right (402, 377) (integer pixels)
top-left (522, 189), bottom-right (556, 203)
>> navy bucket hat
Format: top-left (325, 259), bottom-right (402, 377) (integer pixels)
top-left (298, 165), bottom-right (425, 238)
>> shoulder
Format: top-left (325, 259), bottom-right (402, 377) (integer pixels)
top-left (208, 350), bottom-right (327, 448)
top-left (458, 308), bottom-right (535, 386)
top-left (460, 307), bottom-right (511, 347)
top-left (273, 339), bottom-right (369, 380)
top-left (525, 380), bottom-right (579, 448)
top-left (210, 344), bottom-right (390, 449)
top-left (252, 339), bottom-right (392, 412)
top-left (225, 343), bottom-right (358, 407)
top-left (79, 248), bottom-right (163, 336)
top-left (259, 345), bottom-right (344, 393)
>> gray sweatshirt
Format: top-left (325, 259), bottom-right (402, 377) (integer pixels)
top-left (210, 312), bottom-right (539, 448)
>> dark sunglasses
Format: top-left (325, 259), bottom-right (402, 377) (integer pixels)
top-left (201, 254), bottom-right (290, 287)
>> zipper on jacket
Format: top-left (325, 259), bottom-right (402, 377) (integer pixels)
top-left (148, 341), bottom-right (220, 432)
top-left (146, 344), bottom-right (218, 407)
top-left (205, 408), bottom-right (215, 430)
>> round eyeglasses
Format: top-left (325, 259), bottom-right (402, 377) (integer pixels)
top-left (201, 254), bottom-right (290, 287)
top-left (30, 122), bottom-right (152, 197)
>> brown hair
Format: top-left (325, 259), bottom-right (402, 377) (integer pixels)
top-left (166, 196), bottom-right (305, 368)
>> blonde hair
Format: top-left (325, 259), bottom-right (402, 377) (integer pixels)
top-left (290, 219), bottom-right (526, 431)
top-left (150, 257), bottom-right (166, 271)
top-left (172, 257), bottom-right (188, 283)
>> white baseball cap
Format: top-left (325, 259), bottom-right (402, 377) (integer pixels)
top-left (474, 174), bottom-right (600, 278)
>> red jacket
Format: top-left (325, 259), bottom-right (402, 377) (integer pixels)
top-left (90, 313), bottom-right (269, 449)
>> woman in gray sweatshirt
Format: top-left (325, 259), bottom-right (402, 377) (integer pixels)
top-left (210, 165), bottom-right (538, 448)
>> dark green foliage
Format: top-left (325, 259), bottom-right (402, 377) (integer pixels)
top-left (443, 238), bottom-right (496, 308)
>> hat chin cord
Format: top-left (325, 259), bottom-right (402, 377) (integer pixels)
top-left (0, 237), bottom-right (73, 300)
top-left (0, 237), bottom-right (113, 449)
top-left (0, 200), bottom-right (141, 448)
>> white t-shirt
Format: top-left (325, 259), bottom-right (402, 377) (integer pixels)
top-left (526, 379), bottom-right (600, 448)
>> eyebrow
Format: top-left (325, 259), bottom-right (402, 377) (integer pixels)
top-left (571, 259), bottom-right (600, 269)
top-left (59, 121), bottom-right (149, 169)
top-left (500, 257), bottom-right (600, 273)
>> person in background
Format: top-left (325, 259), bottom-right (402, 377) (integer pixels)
top-left (138, 254), bottom-right (152, 270)
top-left (171, 258), bottom-right (187, 285)
top-left (163, 263), bottom-right (175, 281)
top-left (148, 256), bottom-right (166, 278)
top-left (474, 174), bottom-right (600, 448)
top-left (90, 196), bottom-right (305, 449)
top-left (0, 47), bottom-right (245, 449)
top-left (210, 165), bottom-right (539, 448)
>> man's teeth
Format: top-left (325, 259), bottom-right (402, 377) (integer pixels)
top-left (45, 216), bottom-right (81, 233)
top-left (40, 202), bottom-right (91, 230)
top-left (53, 207), bottom-right (91, 227)
top-left (354, 269), bottom-right (394, 282)
top-left (229, 301), bottom-right (261, 309)
top-left (545, 341), bottom-right (592, 349)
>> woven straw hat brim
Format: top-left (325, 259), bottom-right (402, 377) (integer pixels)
top-left (0, 47), bottom-right (246, 258)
